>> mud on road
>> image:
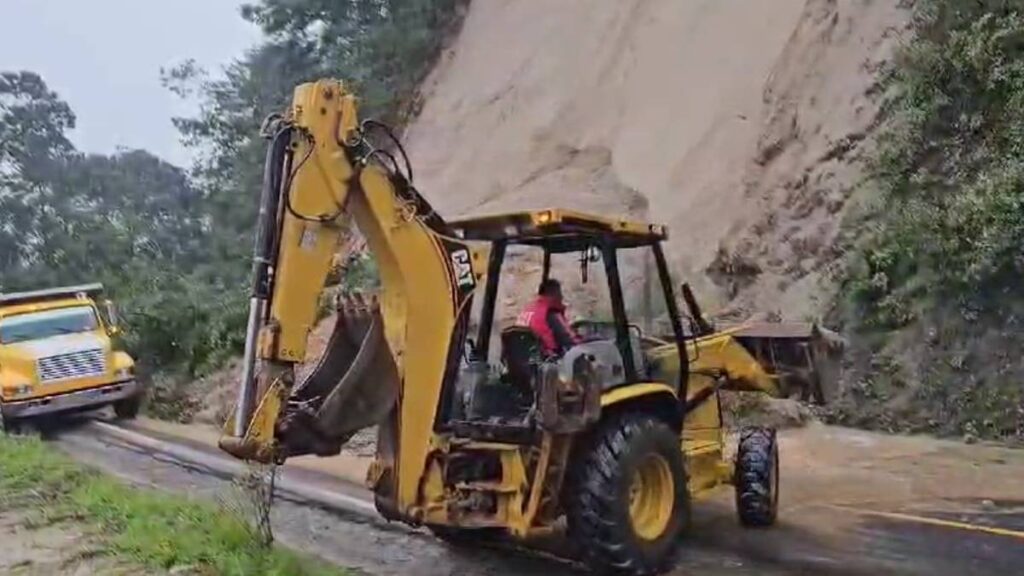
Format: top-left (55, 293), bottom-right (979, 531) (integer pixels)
top-left (37, 418), bottom-right (1024, 576)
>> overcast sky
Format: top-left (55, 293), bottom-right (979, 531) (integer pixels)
top-left (1, 0), bottom-right (262, 167)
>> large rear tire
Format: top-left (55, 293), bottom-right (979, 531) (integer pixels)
top-left (566, 412), bottom-right (689, 575)
top-left (735, 426), bottom-right (779, 527)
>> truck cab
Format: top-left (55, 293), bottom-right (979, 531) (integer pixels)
top-left (0, 283), bottom-right (140, 431)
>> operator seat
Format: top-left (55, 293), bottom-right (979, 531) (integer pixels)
top-left (500, 326), bottom-right (542, 397)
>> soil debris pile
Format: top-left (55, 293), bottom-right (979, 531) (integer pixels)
top-left (404, 0), bottom-right (908, 320)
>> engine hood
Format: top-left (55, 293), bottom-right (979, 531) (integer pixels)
top-left (0, 332), bottom-right (109, 382)
top-left (2, 332), bottom-right (109, 360)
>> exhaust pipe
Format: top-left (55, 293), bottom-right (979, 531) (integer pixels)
top-left (232, 123), bottom-right (292, 437)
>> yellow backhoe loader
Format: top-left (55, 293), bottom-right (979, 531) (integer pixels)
top-left (220, 79), bottom-right (841, 575)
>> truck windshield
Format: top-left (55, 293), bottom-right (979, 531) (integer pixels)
top-left (0, 306), bottom-right (99, 344)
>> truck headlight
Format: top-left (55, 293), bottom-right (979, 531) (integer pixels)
top-left (115, 367), bottom-right (134, 379)
top-left (2, 384), bottom-right (32, 397)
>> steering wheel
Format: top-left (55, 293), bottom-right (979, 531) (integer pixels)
top-left (571, 320), bottom-right (646, 343)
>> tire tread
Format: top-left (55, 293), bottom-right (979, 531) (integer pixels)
top-left (735, 426), bottom-right (778, 527)
top-left (566, 413), bottom-right (689, 575)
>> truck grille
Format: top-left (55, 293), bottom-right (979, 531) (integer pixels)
top-left (36, 349), bottom-right (106, 383)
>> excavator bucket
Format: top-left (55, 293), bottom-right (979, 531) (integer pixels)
top-left (726, 322), bottom-right (844, 404)
top-left (275, 293), bottom-right (400, 458)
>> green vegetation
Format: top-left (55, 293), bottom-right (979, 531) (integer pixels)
top-left (836, 0), bottom-right (1024, 442)
top-left (0, 1), bottom-right (465, 418)
top-left (0, 434), bottom-right (343, 575)
top-left (237, 0), bottom-right (466, 124)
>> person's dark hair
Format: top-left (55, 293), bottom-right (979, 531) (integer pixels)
top-left (538, 278), bottom-right (561, 296)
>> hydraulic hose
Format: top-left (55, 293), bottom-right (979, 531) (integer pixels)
top-left (253, 126), bottom-right (292, 300)
top-left (234, 126), bottom-right (292, 437)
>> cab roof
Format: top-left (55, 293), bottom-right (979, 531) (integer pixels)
top-left (449, 209), bottom-right (667, 252)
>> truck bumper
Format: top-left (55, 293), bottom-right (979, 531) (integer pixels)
top-left (1, 379), bottom-right (139, 419)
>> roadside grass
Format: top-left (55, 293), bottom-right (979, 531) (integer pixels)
top-left (0, 434), bottom-right (346, 576)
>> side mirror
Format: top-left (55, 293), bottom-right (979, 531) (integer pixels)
top-left (102, 299), bottom-right (120, 335)
top-left (579, 246), bottom-right (602, 284)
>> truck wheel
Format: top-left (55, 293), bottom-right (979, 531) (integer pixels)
top-left (113, 394), bottom-right (142, 420)
top-left (0, 408), bottom-right (20, 435)
top-left (566, 413), bottom-right (689, 575)
top-left (735, 427), bottom-right (779, 527)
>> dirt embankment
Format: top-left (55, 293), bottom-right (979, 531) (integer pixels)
top-left (404, 0), bottom-right (908, 321)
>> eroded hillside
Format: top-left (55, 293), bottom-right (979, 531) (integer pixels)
top-left (404, 0), bottom-right (908, 320)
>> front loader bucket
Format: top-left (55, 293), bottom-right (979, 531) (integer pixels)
top-left (727, 322), bottom-right (844, 404)
top-left (277, 294), bottom-right (399, 458)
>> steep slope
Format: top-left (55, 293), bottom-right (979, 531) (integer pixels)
top-left (403, 0), bottom-right (908, 321)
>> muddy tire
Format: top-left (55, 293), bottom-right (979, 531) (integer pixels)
top-left (566, 412), bottom-right (689, 575)
top-left (735, 427), bottom-right (779, 527)
top-left (113, 393), bottom-right (142, 420)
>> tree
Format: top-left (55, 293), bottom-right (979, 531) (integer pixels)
top-left (0, 1), bottom-right (467, 384)
top-left (240, 0), bottom-right (466, 122)
top-left (161, 0), bottom-right (468, 295)
top-left (0, 71), bottom-right (77, 281)
top-left (163, 40), bottom-right (327, 264)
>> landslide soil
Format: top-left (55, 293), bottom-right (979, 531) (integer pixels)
top-left (403, 0), bottom-right (910, 321)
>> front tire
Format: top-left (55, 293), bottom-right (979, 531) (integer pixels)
top-left (735, 427), bottom-right (779, 527)
top-left (113, 393), bottom-right (142, 420)
top-left (566, 413), bottom-right (689, 575)
top-left (0, 406), bottom-right (20, 435)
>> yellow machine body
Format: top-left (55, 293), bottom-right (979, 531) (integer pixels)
top-left (220, 79), bottom-right (841, 572)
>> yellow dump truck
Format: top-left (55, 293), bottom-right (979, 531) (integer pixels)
top-left (0, 283), bottom-right (139, 432)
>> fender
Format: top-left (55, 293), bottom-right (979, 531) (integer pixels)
top-left (600, 383), bottom-right (681, 430)
top-left (600, 382), bottom-right (677, 408)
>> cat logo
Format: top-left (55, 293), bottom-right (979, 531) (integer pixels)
top-left (450, 249), bottom-right (475, 289)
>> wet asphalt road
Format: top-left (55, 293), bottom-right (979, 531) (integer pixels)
top-left (37, 418), bottom-right (1024, 576)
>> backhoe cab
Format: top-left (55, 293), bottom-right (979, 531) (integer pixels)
top-left (220, 79), bottom-right (841, 575)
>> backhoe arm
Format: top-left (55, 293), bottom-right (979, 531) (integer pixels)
top-left (220, 81), bottom-right (485, 510)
